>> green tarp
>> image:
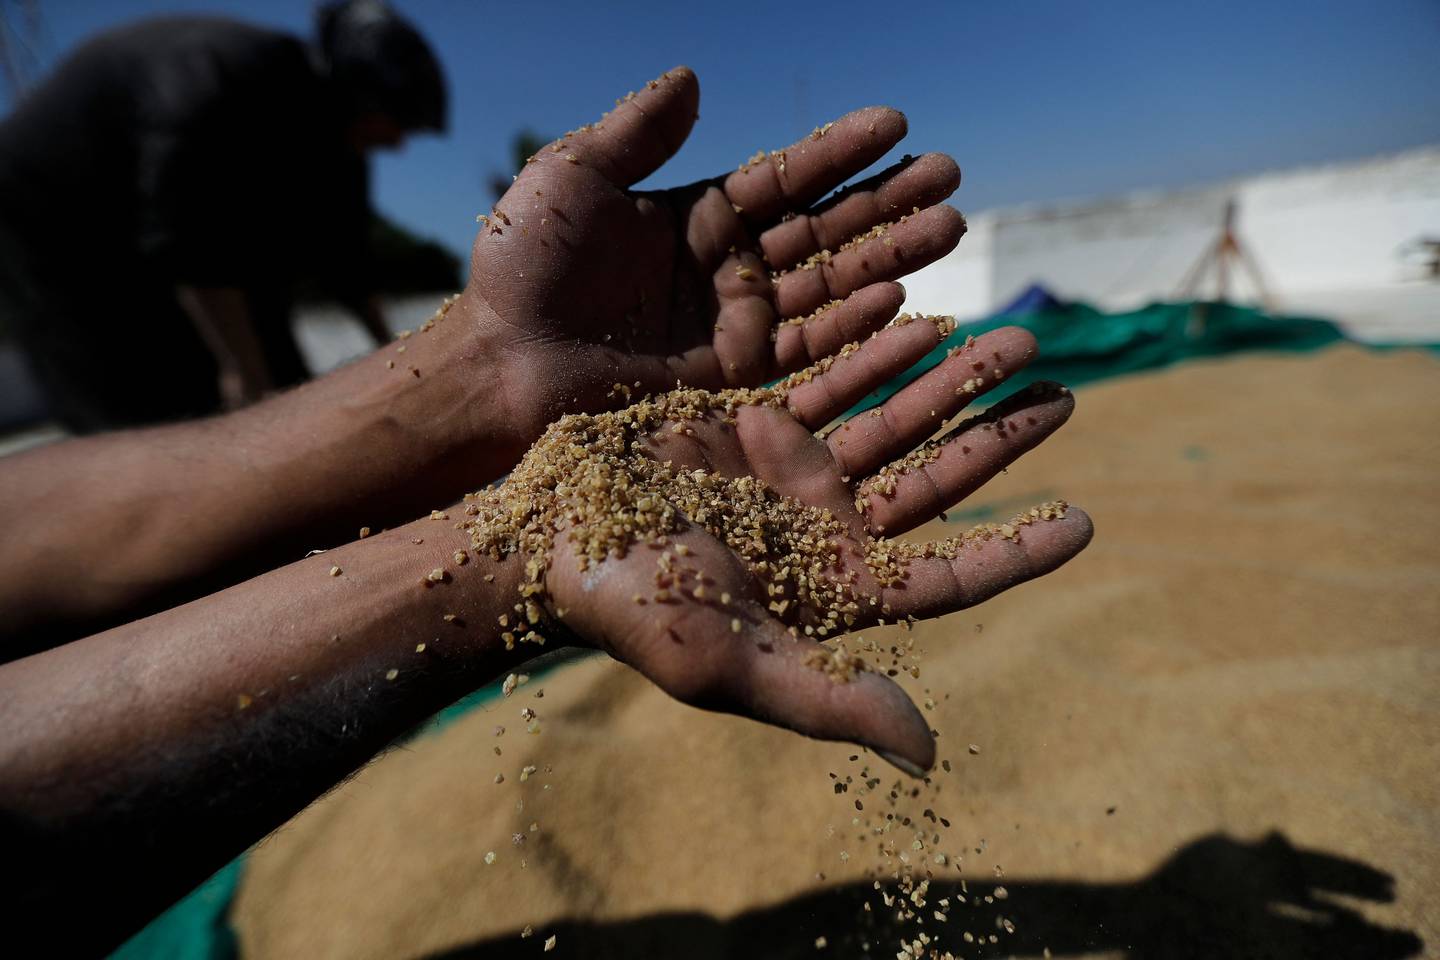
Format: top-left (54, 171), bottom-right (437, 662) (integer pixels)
top-left (843, 299), bottom-right (1350, 419)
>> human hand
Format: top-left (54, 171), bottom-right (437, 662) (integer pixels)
top-left (468, 322), bottom-right (1091, 775)
top-left (459, 67), bottom-right (966, 460)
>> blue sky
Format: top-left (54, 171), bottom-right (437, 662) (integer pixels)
top-left (8, 0), bottom-right (1440, 260)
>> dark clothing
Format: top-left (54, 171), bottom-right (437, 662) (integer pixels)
top-left (0, 17), bottom-right (372, 431)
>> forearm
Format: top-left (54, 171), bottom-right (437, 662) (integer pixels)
top-left (0, 508), bottom-right (539, 954)
top-left (0, 294), bottom-right (530, 651)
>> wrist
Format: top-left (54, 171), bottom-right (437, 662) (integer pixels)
top-left (415, 503), bottom-right (583, 683)
top-left (206, 294), bottom-right (526, 548)
top-left (447, 290), bottom-right (553, 473)
top-left (306, 292), bottom-right (523, 497)
top-left (326, 508), bottom-right (543, 699)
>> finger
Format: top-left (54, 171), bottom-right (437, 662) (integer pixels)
top-left (773, 204), bottom-right (966, 318)
top-left (711, 290), bottom-right (774, 385)
top-left (862, 381), bottom-right (1075, 536)
top-left (725, 618), bottom-right (937, 776)
top-left (772, 281), bottom-right (906, 374)
top-left (546, 66), bottom-right (700, 187)
top-left (826, 325), bottom-right (1038, 478)
top-left (783, 315), bottom-right (960, 432)
top-left (722, 107), bottom-right (907, 226)
top-left (652, 596), bottom-right (936, 775)
top-left (881, 505), bottom-right (1093, 621)
top-left (759, 153), bottom-right (961, 270)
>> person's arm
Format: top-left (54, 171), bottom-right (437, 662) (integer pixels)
top-left (0, 510), bottom-right (533, 956)
top-left (0, 304), bottom-right (516, 655)
top-left (174, 285), bottom-right (273, 408)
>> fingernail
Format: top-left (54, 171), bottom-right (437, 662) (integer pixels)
top-left (876, 749), bottom-right (929, 779)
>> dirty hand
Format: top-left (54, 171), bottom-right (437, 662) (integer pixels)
top-left (482, 322), bottom-right (1091, 776)
top-left (458, 66), bottom-right (967, 460)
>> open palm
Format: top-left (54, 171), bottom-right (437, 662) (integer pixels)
top-left (539, 323), bottom-right (1093, 775)
top-left (461, 67), bottom-right (967, 448)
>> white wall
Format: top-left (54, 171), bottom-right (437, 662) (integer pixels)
top-left (906, 146), bottom-right (1440, 339)
top-left (991, 187), bottom-right (1225, 312)
top-left (1240, 149), bottom-right (1440, 293)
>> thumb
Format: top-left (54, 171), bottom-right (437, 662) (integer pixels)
top-left (551, 66), bottom-right (700, 187)
top-left (717, 616), bottom-right (937, 777)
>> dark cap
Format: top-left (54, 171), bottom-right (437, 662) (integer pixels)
top-left (315, 0), bottom-right (447, 133)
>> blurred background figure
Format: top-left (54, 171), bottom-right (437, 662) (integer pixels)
top-left (0, 0), bottom-right (446, 431)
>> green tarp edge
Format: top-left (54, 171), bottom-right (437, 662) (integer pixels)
top-left (842, 299), bottom-right (1416, 420)
top-left (108, 298), bottom-right (1437, 960)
